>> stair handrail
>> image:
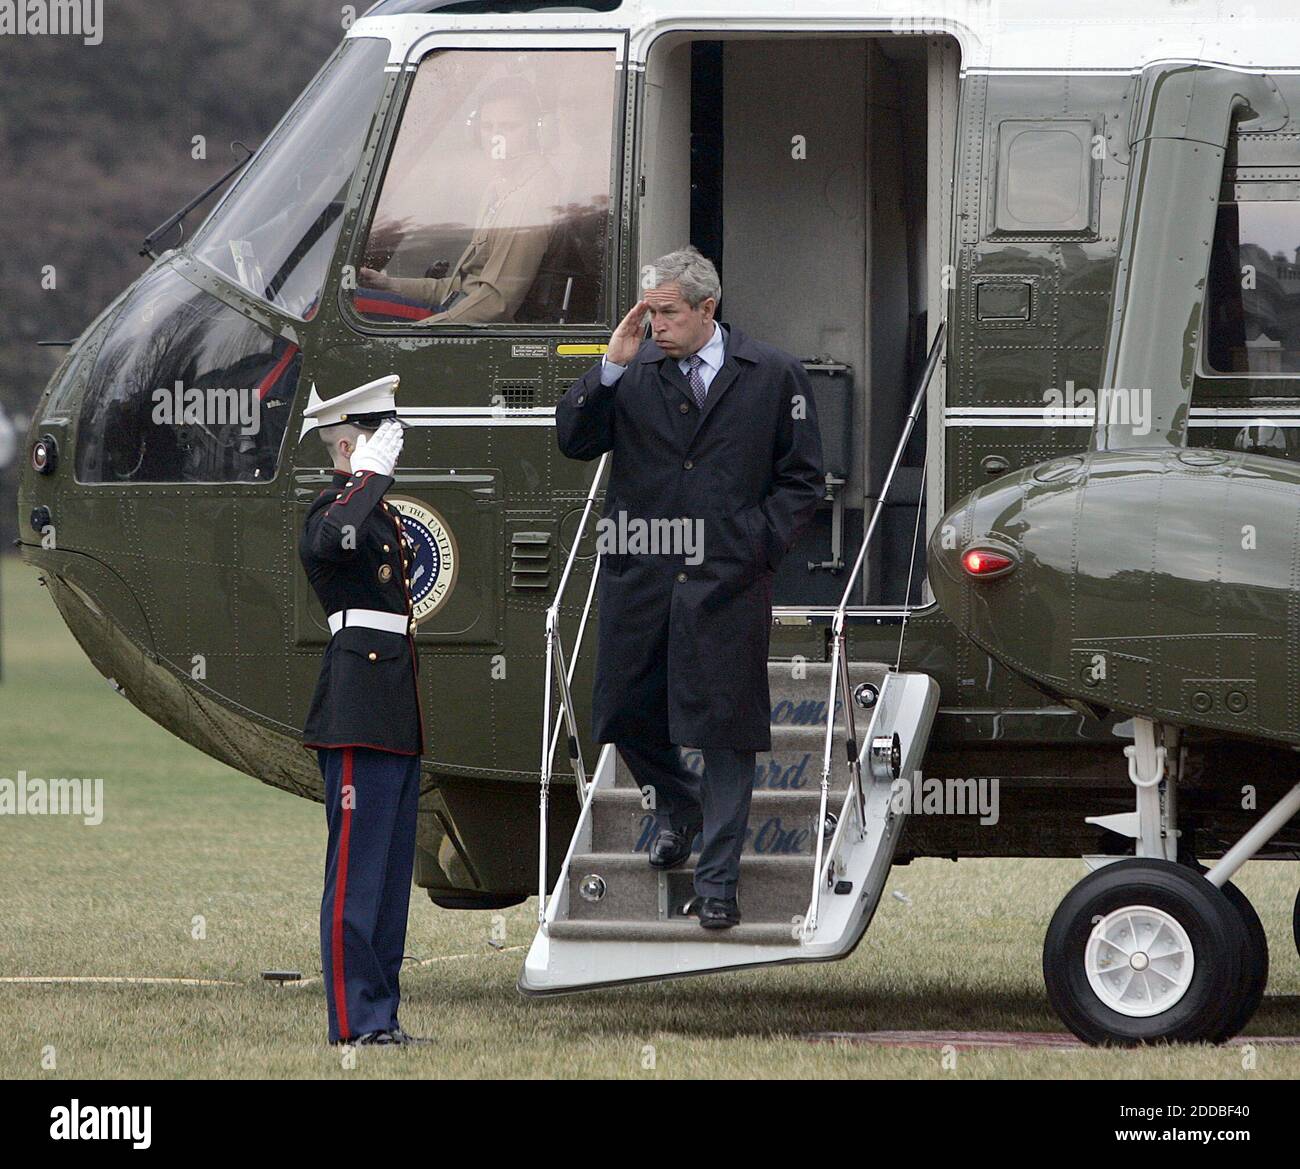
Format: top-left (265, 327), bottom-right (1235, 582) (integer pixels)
top-left (804, 322), bottom-right (946, 939)
top-left (539, 452), bottom-right (610, 925)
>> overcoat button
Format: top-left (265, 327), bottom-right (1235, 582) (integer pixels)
top-left (677, 572), bottom-right (688, 584)
top-left (683, 460), bottom-right (693, 470)
top-left (379, 565), bottom-right (393, 583)
top-left (680, 403), bottom-right (689, 414)
top-left (576, 394), bottom-right (586, 405)
top-left (368, 653), bottom-right (378, 662)
top-left (383, 544), bottom-right (391, 553)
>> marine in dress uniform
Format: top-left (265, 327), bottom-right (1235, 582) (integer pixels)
top-left (298, 375), bottom-right (430, 1047)
top-left (556, 247), bottom-right (824, 929)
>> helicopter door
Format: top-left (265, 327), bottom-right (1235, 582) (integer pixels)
top-left (638, 34), bottom-right (953, 609)
top-left (346, 30), bottom-right (628, 332)
top-left (291, 30), bottom-right (628, 804)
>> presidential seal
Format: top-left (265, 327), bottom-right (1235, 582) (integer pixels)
top-left (386, 496), bottom-right (459, 625)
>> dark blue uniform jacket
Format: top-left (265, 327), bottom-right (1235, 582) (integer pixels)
top-left (299, 469), bottom-right (424, 756)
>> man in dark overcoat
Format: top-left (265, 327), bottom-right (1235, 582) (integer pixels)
top-left (556, 246), bottom-right (824, 928)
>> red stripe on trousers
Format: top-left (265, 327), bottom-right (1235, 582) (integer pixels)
top-left (332, 748), bottom-right (354, 1039)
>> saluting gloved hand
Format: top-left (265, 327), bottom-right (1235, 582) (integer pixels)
top-left (351, 419), bottom-right (404, 477)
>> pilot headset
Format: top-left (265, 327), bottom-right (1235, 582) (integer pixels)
top-left (465, 76), bottom-right (546, 156)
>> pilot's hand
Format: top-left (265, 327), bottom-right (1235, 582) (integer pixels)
top-left (351, 420), bottom-right (404, 478)
top-left (607, 300), bottom-right (650, 366)
top-left (359, 267), bottom-right (391, 291)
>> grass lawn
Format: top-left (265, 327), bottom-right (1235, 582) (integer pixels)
top-left (1, 553), bottom-right (1298, 1079)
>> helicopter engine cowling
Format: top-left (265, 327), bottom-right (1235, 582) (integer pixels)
top-left (928, 447), bottom-right (1300, 745)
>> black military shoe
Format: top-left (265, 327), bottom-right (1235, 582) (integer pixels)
top-left (331, 1030), bottom-right (401, 1046)
top-left (648, 823), bottom-right (701, 870)
top-left (390, 1026), bottom-right (433, 1046)
top-left (684, 895), bottom-right (741, 930)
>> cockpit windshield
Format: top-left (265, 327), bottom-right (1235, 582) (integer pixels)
top-left (191, 37), bottom-right (390, 320)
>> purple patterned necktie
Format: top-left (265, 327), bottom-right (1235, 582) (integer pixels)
top-left (687, 354), bottom-right (707, 410)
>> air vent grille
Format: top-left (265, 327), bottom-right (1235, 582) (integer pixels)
top-left (494, 379), bottom-right (541, 410)
top-left (511, 530), bottom-right (552, 591)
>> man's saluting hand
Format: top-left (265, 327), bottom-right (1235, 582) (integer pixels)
top-left (606, 299), bottom-right (651, 366)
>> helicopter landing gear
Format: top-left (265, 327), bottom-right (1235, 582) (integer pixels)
top-left (1047, 718), bottom-right (1300, 1044)
top-left (1043, 858), bottom-right (1248, 1044)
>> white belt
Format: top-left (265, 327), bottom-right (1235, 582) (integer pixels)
top-left (328, 609), bottom-right (411, 637)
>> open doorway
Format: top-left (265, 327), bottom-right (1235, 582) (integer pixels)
top-left (639, 33), bottom-right (957, 609)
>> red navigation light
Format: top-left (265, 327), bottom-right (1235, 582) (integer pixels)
top-left (962, 548), bottom-right (1014, 578)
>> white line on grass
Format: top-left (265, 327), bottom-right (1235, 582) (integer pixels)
top-left (282, 945), bottom-right (529, 989)
top-left (1, 946), bottom-right (528, 991)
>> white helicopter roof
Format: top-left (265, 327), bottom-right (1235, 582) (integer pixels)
top-left (350, 1), bottom-right (1300, 74)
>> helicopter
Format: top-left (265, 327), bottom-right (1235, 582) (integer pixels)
top-left (16, 0), bottom-right (1300, 1044)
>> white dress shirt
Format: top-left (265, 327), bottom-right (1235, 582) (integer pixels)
top-left (600, 321), bottom-right (727, 393)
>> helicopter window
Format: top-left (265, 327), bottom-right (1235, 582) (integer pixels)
top-left (75, 267), bottom-right (302, 485)
top-left (353, 48), bottom-right (616, 327)
top-left (191, 37), bottom-right (390, 321)
top-left (1204, 199), bottom-right (1300, 375)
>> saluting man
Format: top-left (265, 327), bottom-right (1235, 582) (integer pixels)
top-left (556, 247), bottom-right (824, 929)
top-left (299, 376), bottom-right (430, 1047)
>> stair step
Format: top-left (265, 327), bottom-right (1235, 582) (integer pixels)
top-left (766, 660), bottom-right (892, 711)
top-left (566, 852), bottom-right (814, 925)
top-left (546, 919), bottom-right (799, 946)
top-left (612, 742), bottom-right (856, 790)
top-left (589, 786), bottom-right (844, 857)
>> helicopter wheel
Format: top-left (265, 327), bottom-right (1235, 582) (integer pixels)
top-left (1182, 861), bottom-right (1269, 1042)
top-left (1043, 859), bottom-right (1250, 1045)
top-left (1211, 880), bottom-right (1269, 1042)
top-left (1293, 887), bottom-right (1300, 960)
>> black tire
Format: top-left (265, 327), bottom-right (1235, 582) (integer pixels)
top-left (1043, 859), bottom-right (1249, 1046)
top-left (1294, 887), bottom-right (1300, 961)
top-left (1211, 881), bottom-right (1268, 1042)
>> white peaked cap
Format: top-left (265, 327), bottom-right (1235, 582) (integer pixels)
top-left (302, 374), bottom-right (402, 430)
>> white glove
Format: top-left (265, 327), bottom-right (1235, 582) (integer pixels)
top-left (351, 420), bottom-right (404, 477)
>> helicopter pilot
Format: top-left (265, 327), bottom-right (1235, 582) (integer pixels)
top-left (359, 77), bottom-right (563, 325)
top-left (299, 375), bottom-right (430, 1047)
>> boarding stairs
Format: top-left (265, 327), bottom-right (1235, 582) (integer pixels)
top-left (520, 663), bottom-right (937, 992)
top-left (520, 324), bottom-right (948, 994)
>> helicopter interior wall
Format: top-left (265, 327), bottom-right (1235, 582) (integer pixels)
top-left (640, 34), bottom-right (934, 607)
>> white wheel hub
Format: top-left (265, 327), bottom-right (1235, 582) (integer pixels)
top-left (1085, 904), bottom-right (1195, 1018)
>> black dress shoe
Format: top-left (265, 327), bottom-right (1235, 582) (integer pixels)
top-left (684, 895), bottom-right (741, 930)
top-left (390, 1026), bottom-right (433, 1046)
top-left (332, 1030), bottom-right (401, 1047)
top-left (648, 824), bottom-right (701, 870)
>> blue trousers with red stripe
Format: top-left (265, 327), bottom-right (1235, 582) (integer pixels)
top-left (317, 746), bottom-right (421, 1043)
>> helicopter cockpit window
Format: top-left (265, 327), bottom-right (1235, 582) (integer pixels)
top-left (75, 267), bottom-right (303, 484)
top-left (1205, 199), bottom-right (1300, 375)
top-left (354, 49), bottom-right (615, 326)
top-left (191, 37), bottom-right (390, 321)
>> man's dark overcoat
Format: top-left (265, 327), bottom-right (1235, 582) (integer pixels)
top-left (556, 323), bottom-right (824, 752)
